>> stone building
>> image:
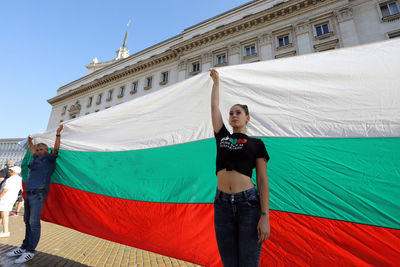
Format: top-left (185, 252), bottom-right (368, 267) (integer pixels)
top-left (0, 138), bottom-right (26, 168)
top-left (46, 0), bottom-right (400, 130)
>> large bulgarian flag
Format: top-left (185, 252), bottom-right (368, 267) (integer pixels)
top-left (22, 39), bottom-right (400, 266)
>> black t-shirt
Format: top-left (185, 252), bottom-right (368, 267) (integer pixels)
top-left (214, 124), bottom-right (269, 178)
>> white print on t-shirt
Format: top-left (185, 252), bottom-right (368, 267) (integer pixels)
top-left (220, 136), bottom-right (247, 150)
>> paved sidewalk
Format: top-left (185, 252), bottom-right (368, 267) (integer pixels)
top-left (0, 213), bottom-right (201, 266)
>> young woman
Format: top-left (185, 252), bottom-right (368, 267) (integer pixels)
top-left (210, 69), bottom-right (270, 266)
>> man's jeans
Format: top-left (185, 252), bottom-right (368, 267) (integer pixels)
top-left (21, 189), bottom-right (48, 253)
top-left (214, 187), bottom-right (262, 267)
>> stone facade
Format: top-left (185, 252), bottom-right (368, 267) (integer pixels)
top-left (0, 138), bottom-right (26, 168)
top-left (47, 0), bottom-right (400, 130)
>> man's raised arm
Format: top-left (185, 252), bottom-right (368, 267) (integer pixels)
top-left (52, 125), bottom-right (63, 155)
top-left (28, 137), bottom-right (35, 156)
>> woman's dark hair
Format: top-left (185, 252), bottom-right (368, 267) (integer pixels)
top-left (232, 104), bottom-right (249, 115)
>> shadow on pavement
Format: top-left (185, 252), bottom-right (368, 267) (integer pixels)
top-left (0, 244), bottom-right (89, 267)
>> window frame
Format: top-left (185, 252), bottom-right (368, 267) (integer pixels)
top-left (160, 71), bottom-right (169, 85)
top-left (144, 77), bottom-right (153, 90)
top-left (378, 0), bottom-right (400, 21)
top-left (191, 62), bottom-right (200, 73)
top-left (106, 89), bottom-right (113, 102)
top-left (387, 29), bottom-right (400, 38)
top-left (313, 21), bottom-right (334, 40)
top-left (130, 81), bottom-right (138, 94)
top-left (277, 35), bottom-right (291, 48)
top-left (315, 23), bottom-right (330, 36)
top-left (96, 94), bottom-right (102, 105)
top-left (216, 53), bottom-right (227, 66)
top-left (118, 86), bottom-right (125, 98)
top-left (87, 96), bottom-right (93, 108)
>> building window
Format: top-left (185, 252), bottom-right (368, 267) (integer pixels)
top-left (275, 50), bottom-right (297, 59)
top-left (61, 106), bottom-right (67, 115)
top-left (160, 72), bottom-right (169, 85)
top-left (244, 45), bottom-right (256, 56)
top-left (216, 54), bottom-right (227, 65)
top-left (388, 30), bottom-right (400, 38)
top-left (278, 35), bottom-right (290, 47)
top-left (130, 82), bottom-right (138, 94)
top-left (192, 62), bottom-right (200, 73)
top-left (380, 1), bottom-right (400, 18)
top-left (70, 114), bottom-right (76, 119)
top-left (313, 39), bottom-right (339, 52)
top-left (118, 86), bottom-right (125, 98)
top-left (144, 77), bottom-right (152, 90)
top-left (96, 94), bottom-right (102, 105)
top-left (87, 97), bottom-right (93, 107)
top-left (315, 24), bottom-right (330, 36)
top-left (107, 90), bottom-right (113, 101)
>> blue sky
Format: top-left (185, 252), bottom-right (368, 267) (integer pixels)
top-left (0, 0), bottom-right (250, 138)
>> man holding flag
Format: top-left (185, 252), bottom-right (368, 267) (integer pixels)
top-left (6, 125), bottom-right (63, 264)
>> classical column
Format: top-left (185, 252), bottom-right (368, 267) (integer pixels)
top-left (295, 22), bottom-right (313, 55)
top-left (336, 7), bottom-right (359, 47)
top-left (228, 43), bottom-right (241, 65)
top-left (177, 59), bottom-right (187, 81)
top-left (258, 34), bottom-right (273, 60)
top-left (202, 52), bottom-right (212, 72)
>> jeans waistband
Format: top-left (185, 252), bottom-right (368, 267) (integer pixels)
top-left (26, 187), bottom-right (46, 194)
top-left (215, 187), bottom-right (258, 203)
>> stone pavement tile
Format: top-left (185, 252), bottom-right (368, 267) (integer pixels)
top-left (0, 215), bottom-right (202, 266)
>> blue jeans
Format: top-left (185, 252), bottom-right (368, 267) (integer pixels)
top-left (214, 187), bottom-right (262, 267)
top-left (21, 189), bottom-right (48, 253)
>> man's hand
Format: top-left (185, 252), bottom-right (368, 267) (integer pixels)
top-left (28, 136), bottom-right (35, 155)
top-left (56, 124), bottom-right (63, 135)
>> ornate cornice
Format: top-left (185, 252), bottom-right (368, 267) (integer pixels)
top-left (171, 0), bottom-right (336, 55)
top-left (48, 50), bottom-right (177, 105)
top-left (49, 0), bottom-right (340, 106)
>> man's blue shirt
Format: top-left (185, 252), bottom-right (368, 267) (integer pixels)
top-left (25, 152), bottom-right (58, 192)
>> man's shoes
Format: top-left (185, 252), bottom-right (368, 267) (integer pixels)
top-left (15, 252), bottom-right (35, 263)
top-left (6, 247), bottom-right (25, 257)
top-left (0, 232), bottom-right (10, 237)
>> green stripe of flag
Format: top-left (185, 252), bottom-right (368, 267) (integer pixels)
top-left (21, 137), bottom-right (400, 229)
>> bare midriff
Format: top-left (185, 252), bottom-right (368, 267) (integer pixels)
top-left (217, 169), bottom-right (254, 194)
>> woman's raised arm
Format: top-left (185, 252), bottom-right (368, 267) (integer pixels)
top-left (210, 69), bottom-right (223, 133)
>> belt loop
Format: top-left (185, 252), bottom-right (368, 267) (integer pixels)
top-left (243, 190), bottom-right (248, 202)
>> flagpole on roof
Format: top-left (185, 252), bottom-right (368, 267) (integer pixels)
top-left (122, 20), bottom-right (131, 49)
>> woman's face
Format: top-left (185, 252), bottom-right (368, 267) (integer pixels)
top-left (229, 105), bottom-right (249, 128)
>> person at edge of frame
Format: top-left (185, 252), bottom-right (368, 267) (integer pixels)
top-left (5, 124), bottom-right (63, 264)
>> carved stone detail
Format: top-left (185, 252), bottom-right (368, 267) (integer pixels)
top-left (202, 53), bottom-right (212, 63)
top-left (336, 7), bottom-right (353, 23)
top-left (258, 34), bottom-right (272, 45)
top-left (178, 60), bottom-right (187, 71)
top-left (229, 43), bottom-right (241, 55)
top-left (295, 22), bottom-right (310, 35)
